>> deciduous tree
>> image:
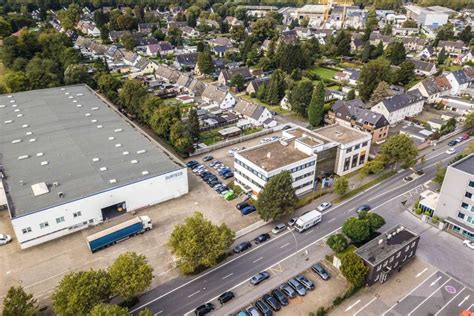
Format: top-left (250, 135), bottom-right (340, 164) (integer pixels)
top-left (340, 252), bottom-right (369, 287)
top-left (288, 78), bottom-right (313, 117)
top-left (308, 82), bottom-right (325, 127)
top-left (342, 217), bottom-right (370, 244)
top-left (433, 163), bottom-right (447, 184)
top-left (384, 41), bottom-right (406, 65)
top-left (334, 176), bottom-right (349, 196)
top-left (89, 304), bottom-right (128, 316)
top-left (256, 171), bottom-right (298, 221)
top-left (327, 234), bottom-right (349, 253)
top-left (369, 81), bottom-right (391, 105)
top-left (380, 134), bottom-right (418, 169)
top-left (168, 212), bottom-right (235, 274)
top-left (396, 61), bottom-right (415, 85)
top-left (187, 108), bottom-right (200, 141)
top-left (2, 286), bottom-right (37, 316)
top-left (358, 58), bottom-right (391, 101)
top-left (265, 69), bottom-right (286, 105)
top-left (64, 64), bottom-right (89, 85)
top-left (197, 49), bottom-right (214, 75)
top-left (119, 79), bottom-right (148, 116)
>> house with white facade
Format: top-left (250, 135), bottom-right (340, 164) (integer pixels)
top-left (371, 90), bottom-right (425, 124)
top-left (233, 99), bottom-right (273, 126)
top-left (409, 76), bottom-right (451, 103)
top-left (446, 69), bottom-right (471, 95)
top-left (201, 85), bottom-right (236, 109)
top-left (234, 124), bottom-right (371, 198)
top-left (0, 85), bottom-right (188, 249)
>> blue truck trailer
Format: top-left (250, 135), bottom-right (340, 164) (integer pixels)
top-left (86, 216), bottom-right (152, 253)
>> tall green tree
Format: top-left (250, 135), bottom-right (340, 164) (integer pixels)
top-left (119, 79), bottom-right (148, 116)
top-left (197, 49), bottom-right (214, 75)
top-left (3, 71), bottom-right (30, 92)
top-left (396, 61), bottom-right (415, 85)
top-left (108, 252), bottom-right (153, 302)
top-left (346, 89), bottom-right (355, 100)
top-left (0, 17), bottom-right (12, 38)
top-left (187, 108), bottom-right (200, 141)
top-left (308, 82), bottom-right (325, 127)
top-left (168, 212), bottom-right (235, 274)
top-left (266, 69), bottom-right (286, 105)
top-left (437, 47), bottom-right (447, 65)
top-left (334, 176), bottom-right (349, 196)
top-left (358, 58), bottom-right (391, 101)
top-left (327, 234), bottom-right (349, 253)
top-left (229, 73), bottom-right (246, 91)
top-left (256, 171), bottom-right (297, 221)
top-left (25, 57), bottom-right (62, 89)
top-left (288, 78), bottom-right (313, 117)
top-left (340, 252), bottom-right (369, 287)
top-left (57, 3), bottom-right (81, 30)
top-left (433, 163), bottom-right (447, 184)
top-left (342, 217), bottom-right (370, 244)
top-left (369, 81), bottom-right (391, 105)
top-left (384, 41), bottom-right (406, 65)
top-left (2, 286), bottom-right (37, 316)
top-left (464, 111), bottom-right (474, 130)
top-left (89, 304), bottom-right (128, 316)
top-left (170, 121), bottom-right (193, 154)
top-left (335, 30), bottom-right (352, 57)
top-left (121, 33), bottom-right (135, 51)
top-left (380, 134), bottom-right (418, 169)
top-left (459, 25), bottom-right (472, 44)
top-left (150, 106), bottom-right (181, 140)
top-left (52, 270), bottom-right (111, 316)
top-left (64, 64), bottom-right (89, 85)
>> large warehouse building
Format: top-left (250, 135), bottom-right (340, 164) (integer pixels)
top-left (0, 85), bottom-right (188, 249)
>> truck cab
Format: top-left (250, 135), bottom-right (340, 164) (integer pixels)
top-left (140, 216), bottom-right (153, 231)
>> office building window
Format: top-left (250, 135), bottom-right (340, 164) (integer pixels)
top-left (396, 252), bottom-right (401, 258)
top-left (73, 211), bottom-right (82, 218)
top-left (466, 192), bottom-right (473, 199)
top-left (22, 227), bottom-right (32, 234)
top-left (469, 181), bottom-right (474, 188)
top-left (458, 212), bottom-right (465, 219)
top-left (374, 274), bottom-right (380, 282)
top-left (344, 157), bottom-right (350, 171)
top-left (362, 141), bottom-right (368, 147)
top-left (40, 221), bottom-right (49, 229)
top-left (394, 261), bottom-right (399, 268)
top-left (408, 251), bottom-right (413, 257)
top-left (411, 241), bottom-right (416, 248)
top-left (462, 202), bottom-right (469, 209)
top-left (359, 152), bottom-right (366, 165)
top-left (468, 216), bottom-right (473, 224)
top-left (351, 155), bottom-right (358, 168)
top-left (56, 216), bottom-right (65, 224)
top-left (376, 265), bottom-right (381, 271)
top-left (354, 144), bottom-right (360, 150)
top-left (389, 256), bottom-right (394, 263)
top-left (346, 147), bottom-right (352, 153)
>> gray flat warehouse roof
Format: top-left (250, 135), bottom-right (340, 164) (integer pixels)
top-left (0, 85), bottom-right (183, 218)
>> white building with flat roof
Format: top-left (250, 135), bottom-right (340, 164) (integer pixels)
top-left (404, 5), bottom-right (454, 27)
top-left (234, 124), bottom-right (371, 198)
top-left (0, 85), bottom-right (188, 249)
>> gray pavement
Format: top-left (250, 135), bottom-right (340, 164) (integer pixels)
top-left (129, 138), bottom-right (473, 315)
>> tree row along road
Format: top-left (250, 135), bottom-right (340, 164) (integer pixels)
top-left (131, 138), bottom-right (472, 316)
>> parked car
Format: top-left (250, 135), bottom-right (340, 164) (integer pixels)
top-left (233, 241), bottom-right (252, 253)
top-left (263, 294), bottom-right (281, 311)
top-left (448, 140), bottom-right (457, 146)
top-left (203, 155), bottom-right (214, 162)
top-left (279, 283), bottom-right (297, 299)
top-left (194, 303), bottom-right (214, 316)
top-left (317, 202), bottom-right (332, 212)
top-left (272, 224), bottom-right (287, 234)
top-left (254, 233), bottom-right (270, 244)
top-left (456, 136), bottom-right (463, 143)
top-left (287, 278), bottom-right (306, 296)
top-left (255, 299), bottom-right (273, 316)
top-left (312, 263), bottom-right (330, 280)
top-left (446, 148), bottom-right (456, 155)
top-left (356, 204), bottom-right (371, 214)
top-left (222, 171), bottom-right (234, 179)
top-left (295, 274), bottom-right (315, 290)
top-left (187, 160), bottom-right (199, 168)
top-left (250, 271), bottom-right (270, 285)
top-left (236, 201), bottom-right (250, 210)
top-left (461, 133), bottom-right (470, 141)
top-left (209, 160), bottom-right (220, 167)
top-left (282, 125), bottom-right (291, 130)
top-left (271, 288), bottom-right (289, 306)
top-left (463, 240), bottom-right (474, 250)
top-left (241, 205), bottom-right (257, 215)
top-left (0, 234), bottom-right (12, 245)
top-left (218, 291), bottom-right (235, 304)
top-left (224, 191), bottom-right (235, 201)
top-left (245, 305), bottom-right (261, 316)
top-left (287, 217), bottom-right (298, 227)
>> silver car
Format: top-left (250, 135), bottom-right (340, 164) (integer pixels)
top-left (245, 305), bottom-right (261, 316)
top-left (272, 223), bottom-right (287, 234)
top-left (287, 278), bottom-right (306, 296)
top-left (0, 234), bottom-right (12, 245)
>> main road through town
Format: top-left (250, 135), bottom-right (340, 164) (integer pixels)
top-left (131, 136), bottom-right (472, 316)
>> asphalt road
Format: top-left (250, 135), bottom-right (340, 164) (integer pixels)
top-left (131, 136), bottom-right (472, 316)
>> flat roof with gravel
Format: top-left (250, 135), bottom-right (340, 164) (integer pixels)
top-left (238, 140), bottom-right (311, 172)
top-left (313, 124), bottom-right (369, 145)
top-left (0, 85), bottom-right (182, 218)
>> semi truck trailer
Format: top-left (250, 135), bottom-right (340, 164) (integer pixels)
top-left (86, 216), bottom-right (152, 252)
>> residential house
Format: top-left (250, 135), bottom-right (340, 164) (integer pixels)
top-left (334, 68), bottom-right (360, 85)
top-left (145, 41), bottom-right (174, 57)
top-left (233, 99), bottom-right (273, 126)
top-left (400, 37), bottom-right (427, 52)
top-left (280, 30), bottom-right (298, 44)
top-left (246, 77), bottom-right (270, 95)
top-left (439, 96), bottom-right (474, 115)
top-left (179, 26), bottom-right (199, 38)
top-left (109, 30), bottom-right (130, 43)
top-left (77, 20), bottom-right (100, 37)
top-left (411, 60), bottom-right (437, 76)
top-left (174, 52), bottom-right (198, 70)
top-left (155, 64), bottom-right (180, 83)
top-left (393, 27), bottom-right (419, 36)
top-left (325, 90), bottom-right (345, 102)
top-left (293, 27), bottom-right (314, 39)
top-left (328, 100), bottom-right (390, 143)
top-left (351, 38), bottom-right (364, 53)
top-left (371, 90), bottom-right (425, 124)
top-left (201, 85), bottom-right (236, 109)
top-left (224, 16), bottom-right (243, 28)
top-left (176, 74), bottom-right (205, 96)
top-left (454, 49), bottom-right (473, 65)
top-left (138, 23), bottom-right (161, 33)
top-left (446, 69), bottom-right (471, 95)
top-left (409, 76), bottom-right (451, 103)
top-left (438, 40), bottom-right (465, 56)
top-left (209, 36), bottom-right (233, 49)
top-left (218, 67), bottom-right (253, 86)
top-left (369, 33), bottom-right (392, 48)
top-left (418, 46), bottom-right (436, 61)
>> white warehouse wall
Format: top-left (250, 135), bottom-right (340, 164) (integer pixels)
top-left (12, 169), bottom-right (188, 249)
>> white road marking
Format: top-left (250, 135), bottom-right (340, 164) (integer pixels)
top-left (187, 290), bottom-right (200, 298)
top-left (408, 278), bottom-right (451, 316)
top-left (252, 257), bottom-right (263, 263)
top-left (328, 218), bottom-right (336, 223)
top-left (222, 273), bottom-right (234, 280)
top-left (458, 294), bottom-right (470, 307)
top-left (154, 311), bottom-right (163, 315)
top-left (382, 271), bottom-right (438, 316)
top-left (430, 276), bottom-right (443, 287)
top-left (280, 242), bottom-right (290, 249)
top-left (304, 229), bottom-right (314, 235)
top-left (416, 268), bottom-right (428, 278)
top-left (353, 297), bottom-right (378, 316)
top-left (434, 287), bottom-right (465, 316)
top-left (345, 299), bottom-right (361, 312)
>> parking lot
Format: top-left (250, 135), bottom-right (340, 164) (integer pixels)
top-left (332, 258), bottom-right (474, 316)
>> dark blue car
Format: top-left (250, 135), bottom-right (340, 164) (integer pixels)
top-left (241, 205), bottom-right (256, 215)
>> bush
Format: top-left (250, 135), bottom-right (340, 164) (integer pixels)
top-left (316, 306), bottom-right (327, 316)
top-left (415, 207), bottom-right (423, 215)
top-left (327, 233), bottom-right (349, 253)
top-left (424, 211), bottom-right (431, 216)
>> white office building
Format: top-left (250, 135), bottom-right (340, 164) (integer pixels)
top-left (234, 124), bottom-right (371, 198)
top-left (0, 85), bottom-right (188, 249)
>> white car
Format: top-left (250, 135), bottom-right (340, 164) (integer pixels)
top-left (446, 148), bottom-right (456, 155)
top-left (317, 202), bottom-right (332, 212)
top-left (463, 240), bottom-right (474, 250)
top-left (0, 234), bottom-right (12, 246)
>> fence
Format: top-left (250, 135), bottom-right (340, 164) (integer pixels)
top-left (190, 128), bottom-right (275, 156)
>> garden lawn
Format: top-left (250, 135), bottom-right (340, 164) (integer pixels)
top-left (309, 67), bottom-right (337, 81)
